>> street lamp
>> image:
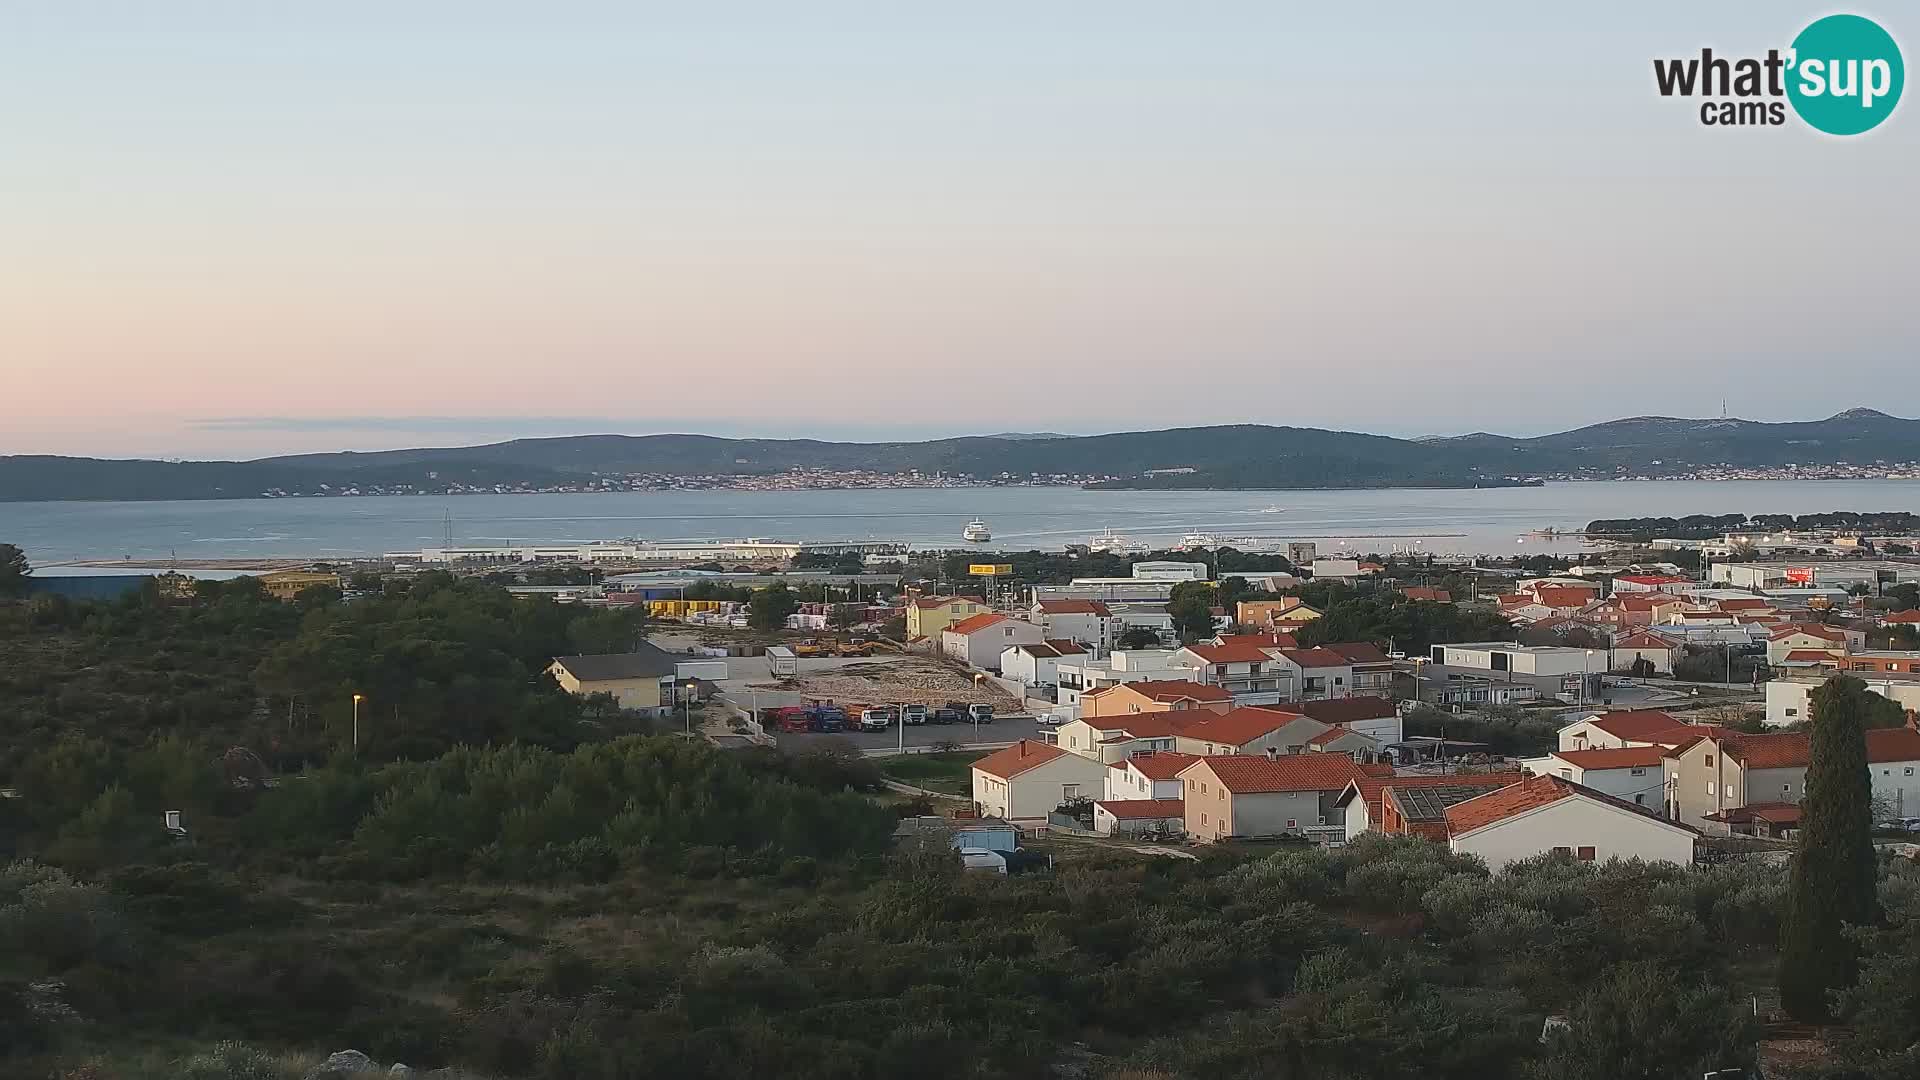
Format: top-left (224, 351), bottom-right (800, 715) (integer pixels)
top-left (972, 673), bottom-right (986, 740)
top-left (351, 693), bottom-right (364, 753)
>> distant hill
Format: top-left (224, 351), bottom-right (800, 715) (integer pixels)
top-left (4, 410), bottom-right (1918, 501)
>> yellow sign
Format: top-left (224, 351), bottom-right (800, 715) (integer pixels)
top-left (969, 563), bottom-right (1014, 576)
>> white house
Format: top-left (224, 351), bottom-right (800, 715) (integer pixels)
top-left (1053, 649), bottom-right (1184, 707)
top-left (1103, 750), bottom-right (1201, 801)
top-left (1031, 599), bottom-right (1120, 653)
top-left (942, 613), bottom-right (1045, 671)
top-left (999, 639), bottom-right (1087, 688)
top-left (1444, 774), bottom-right (1698, 872)
top-left (1292, 696), bottom-right (1405, 743)
top-left (1520, 746), bottom-right (1667, 809)
top-left (970, 740), bottom-right (1110, 823)
top-left (1611, 631), bottom-right (1679, 676)
top-left (1765, 624), bottom-right (1857, 665)
top-left (1766, 673), bottom-right (1920, 728)
top-left (1432, 642), bottom-right (1600, 678)
top-left (1555, 710), bottom-right (1687, 752)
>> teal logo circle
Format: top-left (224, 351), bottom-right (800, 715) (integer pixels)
top-left (1786, 14), bottom-right (1904, 135)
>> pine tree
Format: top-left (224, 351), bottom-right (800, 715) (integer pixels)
top-left (1778, 675), bottom-right (1882, 1021)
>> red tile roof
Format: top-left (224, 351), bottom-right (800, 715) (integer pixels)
top-left (1718, 732), bottom-right (1810, 770)
top-left (1715, 598), bottom-right (1774, 612)
top-left (1534, 587), bottom-right (1599, 609)
top-left (1578, 710), bottom-right (1680, 742)
top-left (1094, 798), bottom-right (1186, 820)
top-left (1291, 696), bottom-right (1400, 725)
top-left (1883, 610), bottom-right (1920, 623)
top-left (971, 740), bottom-right (1069, 780)
top-left (1044, 638), bottom-right (1087, 654)
top-left (1770, 623), bottom-right (1846, 641)
top-left (1036, 599), bottom-right (1112, 616)
top-left (1783, 649), bottom-right (1842, 663)
top-left (1618, 575), bottom-right (1690, 586)
top-left (1012, 640), bottom-right (1086, 659)
top-left (945, 612), bottom-right (1008, 635)
top-left (1867, 726), bottom-right (1920, 763)
top-left (1279, 647), bottom-right (1353, 668)
top-left (1081, 713), bottom-right (1194, 739)
top-left (1360, 762), bottom-right (1396, 778)
top-left (1121, 751), bottom-right (1202, 780)
top-left (1402, 587), bottom-right (1453, 603)
top-left (1321, 641), bottom-right (1391, 665)
top-left (1176, 707), bottom-right (1303, 747)
top-left (1094, 679), bottom-right (1232, 704)
top-left (1213, 632), bottom-right (1300, 650)
top-left (1551, 746), bottom-right (1667, 770)
top-left (1614, 631), bottom-right (1675, 650)
top-left (1704, 802), bottom-right (1802, 825)
top-left (1444, 773), bottom-right (1693, 837)
top-left (1187, 754), bottom-right (1366, 794)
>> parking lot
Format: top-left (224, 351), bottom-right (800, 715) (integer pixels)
top-left (772, 714), bottom-right (1049, 755)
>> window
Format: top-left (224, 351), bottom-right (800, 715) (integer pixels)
top-left (1704, 754), bottom-right (1714, 767)
top-left (1634, 794), bottom-right (1646, 805)
top-left (1630, 767), bottom-right (1646, 776)
top-left (1783, 783), bottom-right (1792, 793)
top-left (1907, 767), bottom-right (1915, 777)
top-left (1218, 789), bottom-right (1224, 801)
top-left (1062, 784), bottom-right (1079, 799)
top-left (1577, 846), bottom-right (1596, 861)
top-left (1786, 708), bottom-right (1798, 717)
top-left (1559, 768), bottom-right (1572, 780)
top-left (1552, 846), bottom-right (1572, 855)
top-left (1286, 819), bottom-right (1298, 830)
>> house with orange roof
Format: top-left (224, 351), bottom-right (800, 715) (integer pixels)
top-left (1317, 640), bottom-right (1396, 696)
top-left (1611, 630), bottom-right (1681, 675)
top-left (1444, 774), bottom-right (1698, 871)
top-left (906, 594), bottom-right (989, 640)
top-left (941, 612), bottom-right (1044, 670)
top-left (1293, 695), bottom-right (1404, 743)
top-left (1556, 709), bottom-right (1690, 752)
top-left (1586, 593), bottom-right (1687, 630)
top-left (1614, 574), bottom-right (1693, 593)
top-left (1766, 623), bottom-right (1861, 664)
top-left (1081, 679), bottom-right (1233, 720)
top-left (970, 740), bottom-right (1110, 823)
top-left (1664, 721), bottom-right (1920, 829)
top-left (1030, 598), bottom-right (1119, 652)
top-left (1401, 586), bottom-right (1453, 603)
top-left (1168, 640), bottom-right (1296, 703)
top-left (1879, 609), bottom-right (1920, 628)
top-left (1333, 771), bottom-right (1524, 840)
top-left (1103, 750), bottom-right (1203, 802)
top-left (1520, 745), bottom-right (1667, 808)
top-left (1172, 707), bottom-right (1334, 758)
top-left (1055, 710), bottom-right (1199, 764)
top-left (1092, 797), bottom-right (1187, 837)
top-left (1179, 754), bottom-right (1368, 842)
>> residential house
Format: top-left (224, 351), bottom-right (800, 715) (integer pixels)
top-left (1521, 746), bottom-right (1667, 810)
top-left (1031, 599), bottom-right (1119, 653)
top-left (1237, 597), bottom-right (1321, 631)
top-left (1081, 679), bottom-right (1233, 719)
top-left (1092, 798), bottom-right (1186, 837)
top-left (1613, 575), bottom-right (1693, 593)
top-left (1103, 750), bottom-right (1202, 801)
top-left (1586, 593), bottom-right (1686, 630)
top-left (1445, 774), bottom-right (1698, 872)
top-left (942, 613), bottom-right (1045, 671)
top-left (1052, 648), bottom-right (1185, 707)
top-left (1169, 640), bottom-right (1295, 704)
top-left (1275, 647), bottom-right (1354, 700)
top-left (1055, 713), bottom-right (1191, 764)
top-left (1878, 609), bottom-right (1920, 629)
top-left (999, 640), bottom-right (1087, 688)
top-left (1318, 641), bottom-right (1394, 697)
top-left (1292, 695), bottom-right (1405, 743)
top-left (1335, 771), bottom-right (1524, 841)
top-left (1665, 721), bottom-right (1920, 827)
top-left (1305, 725), bottom-right (1381, 757)
top-left (1766, 623), bottom-right (1858, 664)
top-left (1180, 754), bottom-right (1368, 842)
top-left (1401, 587), bottom-right (1453, 603)
top-left (549, 646), bottom-right (679, 716)
top-left (1556, 710), bottom-right (1688, 752)
top-left (1173, 707), bottom-right (1332, 757)
top-left (906, 594), bottom-right (989, 640)
top-left (971, 740), bottom-right (1110, 823)
top-left (1611, 630), bottom-right (1680, 675)
top-left (1765, 672), bottom-right (1920, 727)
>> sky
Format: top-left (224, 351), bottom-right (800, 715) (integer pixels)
top-left (3, 2), bottom-right (1915, 459)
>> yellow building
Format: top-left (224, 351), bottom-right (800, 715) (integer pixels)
top-left (548, 645), bottom-right (679, 717)
top-left (258, 570), bottom-right (342, 601)
top-left (1237, 598), bottom-right (1321, 631)
top-left (906, 594), bottom-right (989, 640)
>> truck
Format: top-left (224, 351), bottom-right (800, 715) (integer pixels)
top-left (901, 703), bottom-right (928, 726)
top-left (945, 701), bottom-right (994, 724)
top-left (792, 640), bottom-right (832, 659)
top-left (770, 707), bottom-right (813, 734)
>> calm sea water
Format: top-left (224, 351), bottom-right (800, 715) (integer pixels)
top-left (8, 480), bottom-right (1920, 564)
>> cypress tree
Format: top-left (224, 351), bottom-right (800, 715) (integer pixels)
top-left (1778, 675), bottom-right (1882, 1021)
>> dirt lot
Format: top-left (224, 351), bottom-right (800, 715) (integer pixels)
top-left (765, 656), bottom-right (1016, 710)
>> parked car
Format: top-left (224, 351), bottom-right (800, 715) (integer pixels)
top-left (859, 708), bottom-right (894, 732)
top-left (901, 704), bottom-right (928, 725)
top-left (931, 707), bottom-right (961, 725)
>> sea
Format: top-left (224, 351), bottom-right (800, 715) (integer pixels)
top-left (7, 479), bottom-right (1920, 567)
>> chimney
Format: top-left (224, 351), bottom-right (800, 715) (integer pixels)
top-left (1265, 745), bottom-right (1279, 760)
top-left (1907, 709), bottom-right (1918, 733)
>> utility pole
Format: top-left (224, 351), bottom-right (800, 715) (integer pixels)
top-left (351, 693), bottom-right (363, 753)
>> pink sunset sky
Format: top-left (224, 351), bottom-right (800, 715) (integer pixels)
top-left (5, 2), bottom-right (1914, 459)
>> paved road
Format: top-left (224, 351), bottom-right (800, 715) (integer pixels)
top-left (775, 716), bottom-right (1049, 754)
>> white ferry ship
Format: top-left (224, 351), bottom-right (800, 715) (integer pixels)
top-left (962, 519), bottom-right (993, 543)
